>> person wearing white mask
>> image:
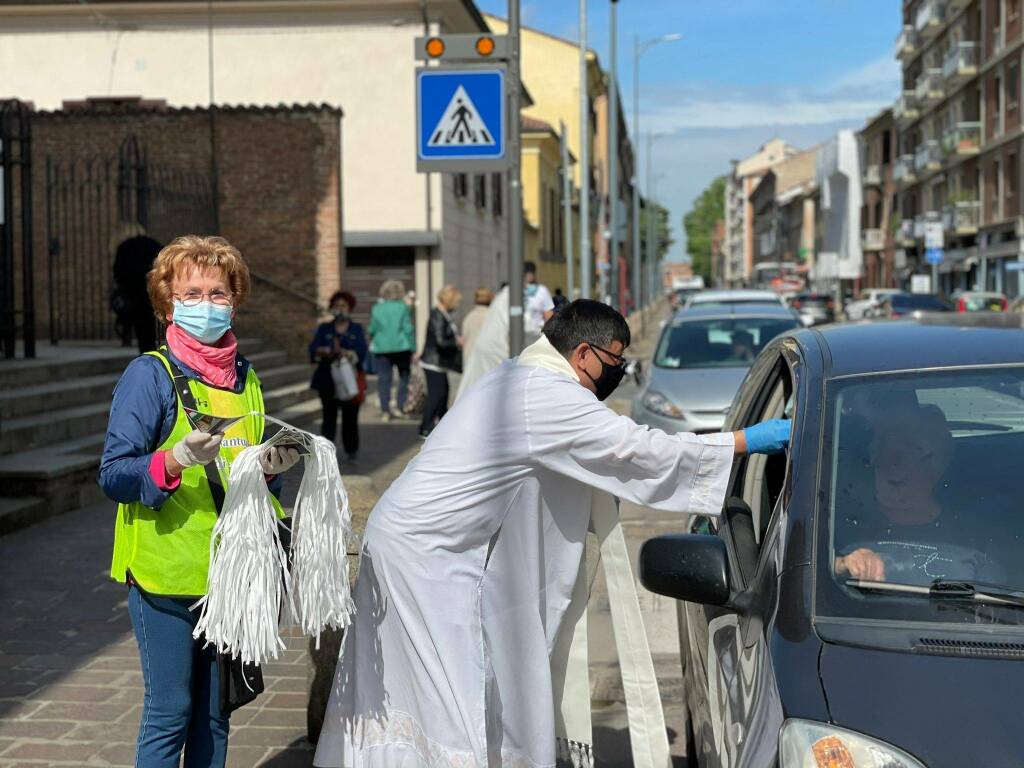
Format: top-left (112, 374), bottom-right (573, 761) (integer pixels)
top-left (99, 235), bottom-right (300, 768)
top-left (524, 260), bottom-right (555, 339)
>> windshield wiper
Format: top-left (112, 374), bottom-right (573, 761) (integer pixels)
top-left (846, 578), bottom-right (1024, 607)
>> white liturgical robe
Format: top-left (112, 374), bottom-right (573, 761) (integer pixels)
top-left (314, 337), bottom-right (735, 768)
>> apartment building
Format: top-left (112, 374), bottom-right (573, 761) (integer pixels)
top-left (814, 131), bottom-right (864, 292)
top-left (723, 139), bottom-right (799, 287)
top-left (895, 0), bottom-right (1024, 295)
top-left (749, 148), bottom-right (818, 280)
top-left (859, 108), bottom-right (899, 288)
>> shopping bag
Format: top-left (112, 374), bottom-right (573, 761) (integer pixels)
top-left (404, 364), bottom-right (427, 415)
top-left (331, 357), bottom-right (359, 401)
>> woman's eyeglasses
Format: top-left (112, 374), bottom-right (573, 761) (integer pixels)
top-left (174, 290), bottom-right (233, 308)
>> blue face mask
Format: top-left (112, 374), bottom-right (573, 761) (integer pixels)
top-left (525, 283), bottom-right (539, 298)
top-left (172, 300), bottom-right (233, 344)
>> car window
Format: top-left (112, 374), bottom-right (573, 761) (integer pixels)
top-left (718, 360), bottom-right (795, 584)
top-left (892, 294), bottom-right (952, 311)
top-left (654, 317), bottom-right (799, 369)
top-left (818, 366), bottom-right (1024, 627)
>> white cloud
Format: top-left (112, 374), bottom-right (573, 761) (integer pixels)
top-left (641, 53), bottom-right (900, 132)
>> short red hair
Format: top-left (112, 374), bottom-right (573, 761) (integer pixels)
top-left (148, 235), bottom-right (250, 320)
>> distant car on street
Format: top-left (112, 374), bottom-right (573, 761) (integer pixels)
top-left (684, 289), bottom-right (786, 309)
top-left (631, 304), bottom-right (801, 435)
top-left (951, 290), bottom-right (1008, 312)
top-left (844, 287), bottom-right (902, 320)
top-left (640, 320), bottom-right (1024, 768)
top-left (866, 292), bottom-right (953, 318)
top-left (787, 291), bottom-right (835, 326)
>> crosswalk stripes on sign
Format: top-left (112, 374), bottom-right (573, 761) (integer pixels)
top-left (427, 86), bottom-right (495, 147)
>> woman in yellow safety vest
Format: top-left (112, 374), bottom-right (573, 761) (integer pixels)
top-left (99, 235), bottom-right (299, 768)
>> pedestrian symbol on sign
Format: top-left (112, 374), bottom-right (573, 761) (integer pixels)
top-left (427, 86), bottom-right (494, 147)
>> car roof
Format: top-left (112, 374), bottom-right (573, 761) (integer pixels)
top-left (805, 320), bottom-right (1024, 378)
top-left (671, 303), bottom-right (798, 322)
top-left (688, 289), bottom-right (779, 303)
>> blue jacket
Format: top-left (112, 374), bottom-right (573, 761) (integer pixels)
top-left (309, 320), bottom-right (368, 394)
top-left (98, 349), bottom-right (282, 510)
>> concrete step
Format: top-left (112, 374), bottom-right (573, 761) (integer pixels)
top-left (0, 401), bottom-right (112, 455)
top-left (263, 382), bottom-right (319, 416)
top-left (0, 372), bottom-right (121, 420)
top-left (0, 345), bottom-right (136, 389)
top-left (257, 363), bottom-right (313, 392)
top-left (0, 496), bottom-right (49, 537)
top-left (247, 350), bottom-right (290, 371)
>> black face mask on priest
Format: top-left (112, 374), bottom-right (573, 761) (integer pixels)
top-left (541, 299), bottom-right (631, 402)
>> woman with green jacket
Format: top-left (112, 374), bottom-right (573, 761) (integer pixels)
top-left (369, 279), bottom-right (416, 420)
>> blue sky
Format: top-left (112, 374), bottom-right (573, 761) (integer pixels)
top-left (476, 0), bottom-right (902, 261)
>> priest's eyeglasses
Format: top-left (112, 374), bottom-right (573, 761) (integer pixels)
top-left (588, 342), bottom-right (628, 370)
top-left (174, 290), bottom-right (234, 307)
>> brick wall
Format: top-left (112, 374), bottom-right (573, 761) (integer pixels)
top-left (24, 102), bottom-right (342, 358)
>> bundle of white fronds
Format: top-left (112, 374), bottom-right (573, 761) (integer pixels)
top-left (287, 435), bottom-right (356, 647)
top-left (192, 445), bottom-right (291, 665)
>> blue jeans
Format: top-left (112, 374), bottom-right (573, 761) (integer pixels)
top-left (376, 351), bottom-right (412, 414)
top-left (128, 586), bottom-right (229, 768)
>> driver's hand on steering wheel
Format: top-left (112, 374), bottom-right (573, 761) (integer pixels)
top-left (835, 548), bottom-right (886, 581)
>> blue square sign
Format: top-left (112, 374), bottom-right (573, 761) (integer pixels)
top-left (416, 68), bottom-right (506, 171)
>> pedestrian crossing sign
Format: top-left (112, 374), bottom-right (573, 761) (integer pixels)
top-left (416, 67), bottom-right (507, 172)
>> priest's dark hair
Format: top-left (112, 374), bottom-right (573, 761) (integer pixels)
top-left (542, 299), bottom-right (630, 356)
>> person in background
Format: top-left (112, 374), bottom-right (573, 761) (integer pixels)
top-left (552, 287), bottom-right (569, 312)
top-left (419, 284), bottom-right (463, 438)
top-left (524, 261), bottom-right (555, 340)
top-left (369, 279), bottom-right (416, 421)
top-left (100, 235), bottom-right (299, 768)
top-left (460, 287), bottom-right (493, 361)
top-left (310, 291), bottom-right (368, 461)
top-left (112, 223), bottom-right (162, 353)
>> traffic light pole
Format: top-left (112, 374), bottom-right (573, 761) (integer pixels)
top-left (607, 0), bottom-right (619, 310)
top-left (508, 0), bottom-right (524, 355)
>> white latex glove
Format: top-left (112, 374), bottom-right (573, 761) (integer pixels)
top-left (171, 430), bottom-right (224, 468)
top-left (260, 446), bottom-right (301, 475)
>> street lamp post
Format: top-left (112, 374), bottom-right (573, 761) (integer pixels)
top-left (632, 32), bottom-right (680, 315)
top-left (579, 0), bottom-right (591, 299)
top-left (607, 0), bottom-right (619, 309)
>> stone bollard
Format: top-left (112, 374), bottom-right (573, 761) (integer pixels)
top-left (307, 473), bottom-right (378, 744)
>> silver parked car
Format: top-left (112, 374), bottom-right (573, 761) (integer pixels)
top-left (683, 289), bottom-right (786, 309)
top-left (632, 304), bottom-right (802, 434)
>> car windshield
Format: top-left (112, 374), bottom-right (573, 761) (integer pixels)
top-left (654, 317), bottom-right (799, 369)
top-left (892, 294), bottom-right (952, 311)
top-left (962, 294), bottom-right (1006, 312)
top-left (817, 366), bottom-right (1024, 626)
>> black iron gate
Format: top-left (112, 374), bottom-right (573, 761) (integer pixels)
top-left (45, 136), bottom-right (216, 343)
top-left (0, 100), bottom-right (35, 359)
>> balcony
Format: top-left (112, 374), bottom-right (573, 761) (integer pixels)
top-left (944, 199), bottom-right (981, 234)
top-left (948, 0), bottom-right (970, 10)
top-left (894, 91), bottom-right (920, 125)
top-left (896, 25), bottom-right (918, 60)
top-left (894, 153), bottom-right (918, 185)
top-left (863, 164), bottom-right (882, 187)
top-left (943, 41), bottom-right (980, 84)
top-left (941, 121), bottom-right (981, 158)
top-left (915, 0), bottom-right (945, 41)
top-left (862, 228), bottom-right (886, 251)
top-left (915, 139), bottom-right (943, 173)
top-left (896, 218), bottom-right (917, 246)
top-left (915, 68), bottom-right (945, 105)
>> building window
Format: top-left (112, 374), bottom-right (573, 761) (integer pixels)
top-left (882, 129), bottom-right (892, 165)
top-left (474, 174), bottom-right (486, 209)
top-left (453, 173), bottom-right (468, 199)
top-left (1010, 0), bottom-right (1020, 22)
top-left (491, 172), bottom-right (503, 216)
top-left (1010, 63), bottom-right (1020, 115)
top-left (1009, 153), bottom-right (1019, 207)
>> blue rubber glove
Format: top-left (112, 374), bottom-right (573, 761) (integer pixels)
top-left (743, 419), bottom-right (792, 454)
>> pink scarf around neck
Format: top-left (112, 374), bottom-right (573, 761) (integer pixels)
top-left (165, 323), bottom-right (239, 389)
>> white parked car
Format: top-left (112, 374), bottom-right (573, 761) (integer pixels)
top-left (844, 288), bottom-right (901, 321)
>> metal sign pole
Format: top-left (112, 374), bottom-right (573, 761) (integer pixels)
top-left (508, 0), bottom-right (524, 355)
top-left (561, 121), bottom-right (574, 301)
top-left (578, 0), bottom-right (591, 299)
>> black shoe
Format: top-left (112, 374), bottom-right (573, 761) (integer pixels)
top-left (418, 430), bottom-right (430, 440)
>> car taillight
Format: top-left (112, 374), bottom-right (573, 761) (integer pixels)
top-left (891, 309), bottom-right (905, 317)
top-left (1001, 298), bottom-right (1009, 311)
top-left (826, 298), bottom-right (835, 309)
top-left (958, 298), bottom-right (967, 312)
top-left (792, 300), bottom-right (802, 309)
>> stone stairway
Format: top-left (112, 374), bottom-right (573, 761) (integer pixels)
top-left (0, 339), bottom-right (322, 535)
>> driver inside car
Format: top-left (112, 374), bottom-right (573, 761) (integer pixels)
top-left (833, 403), bottom-right (980, 583)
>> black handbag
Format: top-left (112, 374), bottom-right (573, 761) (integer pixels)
top-left (163, 350), bottom-right (269, 715)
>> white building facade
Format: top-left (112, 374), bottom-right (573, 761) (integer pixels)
top-left (0, 0), bottom-right (508, 339)
top-left (814, 130), bottom-right (864, 290)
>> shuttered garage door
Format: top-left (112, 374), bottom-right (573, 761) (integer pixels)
top-left (343, 247), bottom-right (416, 329)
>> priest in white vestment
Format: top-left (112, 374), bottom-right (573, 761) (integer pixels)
top-left (314, 300), bottom-right (790, 768)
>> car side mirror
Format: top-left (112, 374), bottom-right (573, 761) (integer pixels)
top-left (626, 358), bottom-right (643, 385)
top-left (639, 534), bottom-right (731, 606)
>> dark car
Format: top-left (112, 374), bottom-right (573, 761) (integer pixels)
top-left (787, 292), bottom-right (835, 325)
top-left (869, 292), bottom-right (953, 318)
top-left (640, 321), bottom-right (1024, 768)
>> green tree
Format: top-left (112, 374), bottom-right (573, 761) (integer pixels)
top-left (683, 175), bottom-right (726, 281)
top-left (641, 201), bottom-right (674, 261)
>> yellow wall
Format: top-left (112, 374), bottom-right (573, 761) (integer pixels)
top-left (523, 130), bottom-right (568, 291)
